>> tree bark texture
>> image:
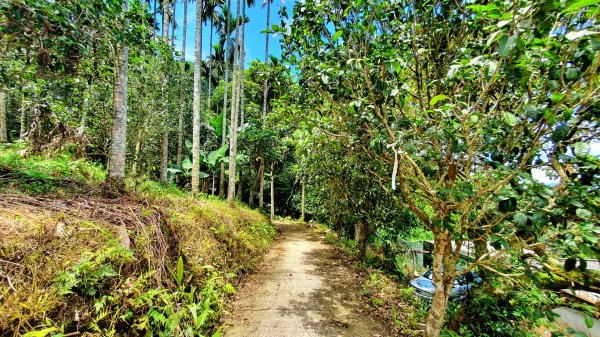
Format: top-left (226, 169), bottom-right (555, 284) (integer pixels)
top-left (0, 89), bottom-right (7, 142)
top-left (191, 0), bottom-right (203, 194)
top-left (159, 0), bottom-right (170, 184)
top-left (227, 0), bottom-right (242, 204)
top-left (424, 230), bottom-right (458, 337)
top-left (177, 0), bottom-right (187, 167)
top-left (107, 0), bottom-right (129, 192)
top-left (301, 178), bottom-right (305, 223)
top-left (19, 91), bottom-right (27, 140)
top-left (270, 163), bottom-right (275, 219)
top-left (219, 0), bottom-right (232, 197)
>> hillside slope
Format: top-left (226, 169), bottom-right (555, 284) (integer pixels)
top-left (0, 145), bottom-right (275, 337)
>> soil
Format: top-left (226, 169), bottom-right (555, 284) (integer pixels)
top-left (223, 222), bottom-right (388, 337)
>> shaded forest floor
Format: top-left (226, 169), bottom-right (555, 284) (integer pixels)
top-left (223, 222), bottom-right (389, 337)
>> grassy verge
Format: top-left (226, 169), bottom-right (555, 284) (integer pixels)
top-left (316, 225), bottom-right (428, 337)
top-left (0, 145), bottom-right (276, 337)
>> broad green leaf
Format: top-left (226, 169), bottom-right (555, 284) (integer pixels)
top-left (503, 112), bottom-right (518, 126)
top-left (332, 30), bottom-right (343, 42)
top-left (584, 313), bottom-right (594, 328)
top-left (573, 142), bottom-right (590, 158)
top-left (576, 208), bottom-right (592, 219)
top-left (567, 0), bottom-right (600, 11)
top-left (207, 144), bottom-right (229, 167)
top-left (182, 157), bottom-right (193, 170)
top-left (199, 171), bottom-right (210, 179)
top-left (430, 94), bottom-right (449, 106)
top-left (498, 35), bottom-right (517, 58)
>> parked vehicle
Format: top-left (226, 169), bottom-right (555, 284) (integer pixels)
top-left (409, 269), bottom-right (483, 302)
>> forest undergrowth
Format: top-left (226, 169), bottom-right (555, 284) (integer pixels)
top-left (0, 144), bottom-right (276, 337)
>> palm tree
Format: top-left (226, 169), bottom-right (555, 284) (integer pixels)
top-left (159, 0), bottom-right (170, 184)
top-left (107, 0), bottom-right (130, 192)
top-left (191, 0), bottom-right (204, 194)
top-left (0, 89), bottom-right (6, 142)
top-left (176, 0), bottom-right (188, 167)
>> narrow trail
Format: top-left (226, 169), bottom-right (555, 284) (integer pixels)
top-left (223, 222), bottom-right (387, 337)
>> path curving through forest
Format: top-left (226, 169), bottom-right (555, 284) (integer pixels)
top-left (223, 222), bottom-right (387, 337)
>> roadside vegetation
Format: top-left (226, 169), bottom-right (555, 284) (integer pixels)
top-left (0, 144), bottom-right (275, 336)
top-left (0, 0), bottom-right (598, 336)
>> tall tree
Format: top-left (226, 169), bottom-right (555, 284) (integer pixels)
top-left (258, 0), bottom-right (272, 209)
top-left (0, 89), bottom-right (6, 142)
top-left (176, 0), bottom-right (188, 167)
top-left (227, 0), bottom-right (242, 203)
top-left (159, 0), bottom-right (170, 183)
top-left (107, 0), bottom-right (130, 192)
top-left (191, 0), bottom-right (204, 194)
top-left (219, 0), bottom-right (232, 196)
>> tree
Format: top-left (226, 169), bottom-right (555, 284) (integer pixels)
top-left (107, 0), bottom-right (130, 192)
top-left (191, 0), bottom-right (204, 194)
top-left (0, 89), bottom-right (6, 142)
top-left (177, 0), bottom-right (188, 167)
top-left (282, 1), bottom-right (599, 336)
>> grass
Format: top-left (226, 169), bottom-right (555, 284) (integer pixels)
top-left (316, 226), bottom-right (428, 336)
top-left (0, 146), bottom-right (276, 336)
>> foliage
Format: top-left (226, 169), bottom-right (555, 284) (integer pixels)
top-left (0, 144), bottom-right (105, 194)
top-left (443, 277), bottom-right (558, 337)
top-left (281, 0), bottom-right (599, 335)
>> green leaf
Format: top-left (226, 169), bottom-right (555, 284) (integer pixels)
top-left (565, 68), bottom-right (578, 80)
top-left (503, 112), bottom-right (518, 126)
top-left (513, 213), bottom-right (528, 226)
top-left (210, 113), bottom-right (224, 138)
top-left (332, 30), bottom-right (343, 42)
top-left (429, 94), bottom-right (449, 106)
top-left (182, 157), bottom-right (193, 170)
top-left (23, 328), bottom-right (58, 337)
top-left (584, 313), bottom-right (594, 328)
top-left (498, 35), bottom-right (518, 58)
top-left (207, 144), bottom-right (229, 167)
top-left (199, 171), bottom-right (210, 179)
top-left (573, 142), bottom-right (590, 158)
top-left (567, 0), bottom-right (600, 11)
top-left (576, 208), bottom-right (592, 219)
top-left (176, 256), bottom-right (184, 287)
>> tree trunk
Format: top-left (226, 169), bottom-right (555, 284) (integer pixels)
top-left (191, 0), bottom-right (203, 194)
top-left (259, 159), bottom-right (264, 208)
top-left (355, 221), bottom-right (367, 260)
top-left (261, 0), bottom-right (271, 125)
top-left (0, 89), bottom-right (7, 142)
top-left (219, 0), bottom-right (232, 197)
top-left (424, 230), bottom-right (458, 337)
top-left (160, 132), bottom-right (169, 182)
top-left (227, 0), bottom-right (242, 204)
top-left (78, 81), bottom-right (91, 135)
top-left (177, 0), bottom-right (187, 167)
top-left (301, 178), bottom-right (305, 223)
top-left (270, 163), bottom-right (275, 220)
top-left (159, 0), bottom-right (170, 184)
top-left (107, 0), bottom-right (129, 193)
top-left (131, 129), bottom-right (143, 177)
top-left (19, 91), bottom-right (27, 140)
top-left (207, 18), bottom-right (213, 108)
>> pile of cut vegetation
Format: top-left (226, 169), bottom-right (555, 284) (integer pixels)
top-left (0, 145), bottom-right (276, 337)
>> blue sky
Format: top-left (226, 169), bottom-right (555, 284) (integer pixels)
top-left (154, 0), bottom-right (296, 65)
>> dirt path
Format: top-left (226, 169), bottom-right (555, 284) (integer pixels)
top-left (223, 222), bottom-right (387, 337)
